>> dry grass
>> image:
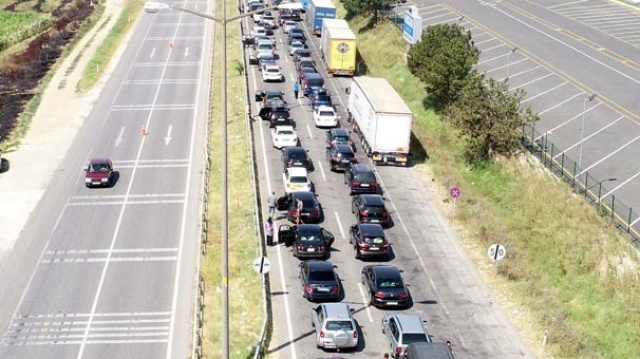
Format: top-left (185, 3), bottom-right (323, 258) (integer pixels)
top-left (342, 6), bottom-right (640, 359)
top-left (202, 0), bottom-right (264, 358)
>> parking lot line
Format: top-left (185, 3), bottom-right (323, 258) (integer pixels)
top-left (508, 73), bottom-right (554, 91)
top-left (486, 58), bottom-right (529, 74)
top-left (601, 171), bottom-right (640, 200)
top-left (481, 43), bottom-right (506, 53)
top-left (475, 37), bottom-right (499, 46)
top-left (538, 91), bottom-right (585, 116)
top-left (521, 82), bottom-right (568, 104)
top-left (552, 115), bottom-right (622, 158)
top-left (477, 52), bottom-right (510, 66)
top-left (579, 135), bottom-right (640, 176)
top-left (547, 0), bottom-right (589, 9)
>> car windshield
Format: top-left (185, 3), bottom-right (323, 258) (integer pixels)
top-left (288, 152), bottom-right (306, 159)
top-left (364, 237), bottom-right (385, 244)
top-left (402, 333), bottom-right (428, 344)
top-left (278, 130), bottom-right (294, 136)
top-left (308, 270), bottom-right (335, 281)
top-left (258, 44), bottom-right (273, 50)
top-left (357, 172), bottom-right (376, 182)
top-left (319, 111), bottom-right (334, 117)
top-left (377, 278), bottom-right (402, 288)
top-left (325, 321), bottom-right (353, 331)
top-left (290, 176), bottom-right (307, 183)
top-left (316, 95), bottom-right (331, 102)
top-left (267, 68), bottom-right (280, 74)
top-left (337, 151), bottom-right (354, 159)
top-left (333, 135), bottom-right (349, 142)
top-left (90, 163), bottom-right (110, 172)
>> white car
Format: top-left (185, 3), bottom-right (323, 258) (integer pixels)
top-left (313, 106), bottom-right (339, 128)
top-left (271, 125), bottom-right (298, 149)
top-left (282, 167), bottom-right (313, 193)
top-left (251, 26), bottom-right (267, 38)
top-left (255, 41), bottom-right (275, 59)
top-left (288, 41), bottom-right (307, 56)
top-left (253, 12), bottom-right (264, 23)
top-left (261, 14), bottom-right (277, 29)
top-left (282, 21), bottom-right (298, 34)
top-left (262, 65), bottom-right (284, 82)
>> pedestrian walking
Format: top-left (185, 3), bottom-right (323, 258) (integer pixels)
top-left (295, 197), bottom-right (303, 224)
top-left (265, 217), bottom-right (274, 246)
top-left (267, 191), bottom-right (277, 219)
top-left (293, 82), bottom-right (300, 99)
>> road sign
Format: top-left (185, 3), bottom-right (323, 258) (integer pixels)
top-left (252, 256), bottom-right (271, 274)
top-left (450, 187), bottom-right (461, 199)
top-left (488, 244), bottom-right (506, 262)
top-left (403, 6), bottom-right (423, 45)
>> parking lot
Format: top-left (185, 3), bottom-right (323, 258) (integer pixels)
top-left (396, 0), bottom-right (640, 234)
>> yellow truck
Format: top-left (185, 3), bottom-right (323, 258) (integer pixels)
top-left (320, 19), bottom-right (356, 77)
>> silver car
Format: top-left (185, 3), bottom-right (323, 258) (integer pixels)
top-left (311, 303), bottom-right (359, 350)
top-left (381, 313), bottom-right (431, 358)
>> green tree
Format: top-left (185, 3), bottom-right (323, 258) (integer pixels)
top-left (407, 24), bottom-right (479, 109)
top-left (449, 72), bottom-right (539, 162)
top-left (342, 0), bottom-right (392, 24)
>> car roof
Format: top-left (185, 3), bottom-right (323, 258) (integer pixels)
top-left (331, 128), bottom-right (349, 136)
top-left (316, 106), bottom-right (334, 112)
top-left (287, 167), bottom-right (307, 176)
top-left (371, 265), bottom-right (401, 277)
top-left (265, 90), bottom-right (284, 96)
top-left (358, 223), bottom-right (385, 236)
top-left (321, 303), bottom-right (353, 320)
top-left (389, 313), bottom-right (427, 334)
top-left (352, 163), bottom-right (373, 173)
top-left (275, 125), bottom-right (295, 132)
top-left (360, 194), bottom-right (384, 206)
top-left (307, 260), bottom-right (334, 271)
top-left (305, 73), bottom-right (322, 80)
top-left (406, 343), bottom-right (451, 359)
top-left (297, 223), bottom-right (321, 234)
top-left (284, 146), bottom-right (306, 154)
top-left (291, 191), bottom-right (316, 201)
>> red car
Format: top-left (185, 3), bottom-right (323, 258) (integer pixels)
top-left (84, 158), bottom-right (114, 188)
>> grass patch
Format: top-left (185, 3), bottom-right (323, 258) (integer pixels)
top-left (0, 11), bottom-right (50, 52)
top-left (203, 1), bottom-right (264, 358)
top-left (76, 0), bottom-right (142, 93)
top-left (341, 7), bottom-right (640, 359)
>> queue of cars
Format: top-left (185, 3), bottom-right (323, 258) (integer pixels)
top-left (245, 2), bottom-right (452, 357)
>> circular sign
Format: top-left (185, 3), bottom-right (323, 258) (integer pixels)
top-left (337, 42), bottom-right (349, 54)
top-left (449, 187), bottom-right (461, 199)
top-left (487, 244), bottom-right (506, 262)
top-left (252, 256), bottom-right (271, 274)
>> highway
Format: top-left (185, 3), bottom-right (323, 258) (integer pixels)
top-left (244, 12), bottom-right (535, 359)
top-left (0, 1), bottom-right (211, 358)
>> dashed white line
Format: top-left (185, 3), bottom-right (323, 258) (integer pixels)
top-left (333, 211), bottom-right (346, 240)
top-left (306, 123), bottom-right (314, 139)
top-left (317, 161), bottom-right (327, 181)
top-left (356, 283), bottom-right (374, 323)
top-left (150, 48), bottom-right (156, 58)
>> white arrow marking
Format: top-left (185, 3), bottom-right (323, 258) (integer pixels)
top-left (114, 127), bottom-right (125, 148)
top-left (164, 125), bottom-right (173, 146)
top-left (184, 47), bottom-right (189, 58)
top-left (150, 48), bottom-right (156, 58)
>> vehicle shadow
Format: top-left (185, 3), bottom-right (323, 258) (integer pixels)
top-left (110, 171), bottom-right (120, 187)
top-left (0, 157), bottom-right (10, 173)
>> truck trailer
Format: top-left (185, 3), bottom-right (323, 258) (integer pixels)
top-left (307, 0), bottom-right (336, 36)
top-left (320, 23), bottom-right (356, 76)
top-left (346, 77), bottom-right (413, 166)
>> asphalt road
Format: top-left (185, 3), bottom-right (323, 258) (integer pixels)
top-left (398, 0), bottom-right (640, 234)
top-left (0, 1), bottom-right (211, 358)
top-left (244, 12), bottom-right (535, 359)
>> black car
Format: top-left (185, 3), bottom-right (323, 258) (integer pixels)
top-left (259, 106), bottom-right (294, 128)
top-left (278, 224), bottom-right (335, 259)
top-left (326, 128), bottom-right (355, 152)
top-left (326, 144), bottom-right (357, 172)
top-left (296, 58), bottom-right (316, 73)
top-left (349, 223), bottom-right (390, 260)
top-left (276, 191), bottom-right (322, 223)
top-left (282, 147), bottom-right (312, 170)
top-left (298, 260), bottom-right (340, 301)
top-left (287, 32), bottom-right (306, 45)
top-left (344, 164), bottom-right (379, 195)
top-left (361, 265), bottom-right (410, 308)
top-left (255, 89), bottom-right (285, 103)
top-left (352, 194), bottom-right (390, 227)
top-left (310, 88), bottom-right (332, 110)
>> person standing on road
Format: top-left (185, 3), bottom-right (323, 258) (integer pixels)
top-left (293, 82), bottom-right (300, 99)
top-left (265, 217), bottom-right (274, 246)
top-left (267, 191), bottom-right (277, 219)
top-left (295, 197), bottom-right (304, 224)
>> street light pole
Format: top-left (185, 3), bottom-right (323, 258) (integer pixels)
top-left (578, 93), bottom-right (598, 174)
top-left (506, 47), bottom-right (518, 79)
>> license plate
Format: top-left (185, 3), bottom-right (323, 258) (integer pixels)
top-left (387, 301), bottom-right (398, 305)
top-left (302, 212), bottom-right (310, 217)
top-left (369, 247), bottom-right (379, 251)
top-left (370, 219), bottom-right (379, 223)
top-left (361, 184), bottom-right (370, 187)
top-left (341, 160), bottom-right (350, 164)
top-left (317, 287), bottom-right (329, 292)
top-left (294, 162), bottom-right (301, 165)
top-left (307, 248), bottom-right (316, 252)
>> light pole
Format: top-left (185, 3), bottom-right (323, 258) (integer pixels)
top-left (581, 177), bottom-right (616, 195)
top-left (506, 46), bottom-right (518, 79)
top-left (578, 93), bottom-right (598, 174)
top-left (144, 2), bottom-right (301, 359)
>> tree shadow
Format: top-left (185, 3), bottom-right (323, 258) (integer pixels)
top-left (422, 94), bottom-right (444, 112)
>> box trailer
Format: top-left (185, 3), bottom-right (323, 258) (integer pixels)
top-left (320, 24), bottom-right (356, 76)
top-left (307, 0), bottom-right (336, 36)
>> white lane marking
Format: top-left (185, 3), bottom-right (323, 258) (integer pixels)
top-left (70, 193), bottom-right (185, 200)
top-left (67, 200), bottom-right (185, 206)
top-left (601, 170), bottom-right (640, 200)
top-left (289, 73), bottom-right (295, 82)
top-left (488, 5), bottom-right (640, 85)
top-left (486, 58), bottom-right (528, 74)
top-left (333, 211), bottom-right (346, 240)
top-left (547, 0), bottom-right (588, 9)
top-left (111, 104), bottom-right (195, 111)
top-left (184, 46), bottom-right (189, 57)
top-left (133, 61), bottom-right (200, 67)
top-left (76, 5), bottom-right (189, 359)
top-left (46, 248), bottom-right (178, 254)
top-left (252, 48), bottom-right (298, 359)
top-left (508, 73), bottom-right (554, 91)
top-left (499, 64), bottom-right (543, 81)
top-left (356, 283), bottom-right (374, 323)
top-left (146, 36), bottom-right (203, 40)
top-left (579, 135), bottom-right (640, 176)
top-left (115, 159), bottom-right (188, 163)
top-left (50, 199), bottom-right (69, 236)
top-left (521, 82), bottom-right (568, 104)
top-left (116, 163), bottom-right (189, 168)
top-left (114, 126), bottom-right (125, 148)
top-left (538, 91), bottom-right (585, 116)
top-left (284, 52), bottom-right (289, 63)
top-left (150, 48), bottom-right (156, 58)
top-left (543, 103), bottom-right (606, 148)
top-left (9, 339), bottom-right (168, 346)
top-left (41, 256), bottom-right (178, 263)
top-left (317, 161), bottom-right (327, 181)
top-left (306, 123), bottom-right (314, 139)
top-left (552, 114), bottom-right (623, 158)
top-left (19, 311), bottom-right (171, 318)
top-left (9, 325), bottom-right (170, 333)
top-left (164, 124), bottom-right (173, 146)
top-left (14, 318), bottom-right (170, 326)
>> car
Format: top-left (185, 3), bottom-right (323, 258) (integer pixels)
top-left (253, 34), bottom-right (276, 48)
top-left (257, 53), bottom-right (277, 68)
top-left (255, 89), bottom-right (285, 104)
top-left (344, 164), bottom-right (379, 195)
top-left (352, 194), bottom-right (390, 226)
top-left (276, 191), bottom-right (322, 223)
top-left (283, 167), bottom-right (312, 193)
top-left (297, 64), bottom-right (317, 82)
top-left (255, 41), bottom-right (275, 59)
top-left (281, 146), bottom-right (312, 170)
top-left (301, 73), bottom-right (324, 96)
top-left (310, 88), bottom-right (332, 110)
top-left (251, 25), bottom-right (267, 37)
top-left (311, 303), bottom-right (359, 350)
top-left (288, 40), bottom-right (307, 56)
top-left (313, 106), bottom-right (339, 128)
top-left (349, 223), bottom-right (390, 260)
top-left (326, 144), bottom-right (357, 172)
top-left (278, 223), bottom-right (335, 258)
top-left (260, 14), bottom-right (277, 28)
top-left (282, 20), bottom-right (298, 33)
top-left (289, 27), bottom-right (305, 38)
top-left (271, 125), bottom-right (298, 149)
top-left (278, 12), bottom-right (294, 26)
top-left (296, 58), bottom-right (316, 72)
top-left (84, 158), bottom-right (114, 188)
top-left (252, 7), bottom-right (266, 23)
top-left (260, 107), bottom-right (294, 128)
top-left (287, 32), bottom-right (306, 45)
top-left (361, 265), bottom-right (410, 308)
top-left (262, 64), bottom-right (284, 82)
top-left (293, 48), bottom-right (312, 60)
top-left (382, 314), bottom-right (431, 358)
top-left (326, 128), bottom-right (356, 151)
top-left (298, 260), bottom-right (340, 301)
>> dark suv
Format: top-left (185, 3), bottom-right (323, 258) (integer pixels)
top-left (282, 147), bottom-right (312, 170)
top-left (278, 224), bottom-right (335, 259)
top-left (326, 144), bottom-right (357, 172)
top-left (326, 128), bottom-right (355, 152)
top-left (349, 223), bottom-right (390, 260)
top-left (276, 191), bottom-right (322, 223)
top-left (310, 88), bottom-right (332, 110)
top-left (259, 106), bottom-right (294, 128)
top-left (352, 194), bottom-right (390, 227)
top-left (344, 164), bottom-right (379, 195)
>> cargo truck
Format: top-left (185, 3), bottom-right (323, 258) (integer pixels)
top-left (346, 77), bottom-right (413, 166)
top-left (320, 20), bottom-right (356, 76)
top-left (307, 0), bottom-right (336, 36)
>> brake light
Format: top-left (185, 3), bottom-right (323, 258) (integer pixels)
top-left (399, 292), bottom-right (408, 299)
top-left (380, 243), bottom-right (389, 248)
top-left (396, 347), bottom-right (403, 356)
top-left (318, 245), bottom-right (325, 251)
top-left (310, 210), bottom-right (319, 216)
top-left (370, 183), bottom-right (378, 188)
top-left (320, 331), bottom-right (325, 338)
top-left (305, 284), bottom-right (313, 293)
top-left (289, 209), bottom-right (298, 216)
top-left (347, 140), bottom-right (353, 145)
top-left (331, 285), bottom-right (339, 293)
top-left (359, 210), bottom-right (368, 216)
top-left (375, 292), bottom-right (385, 298)
top-left (297, 245), bottom-right (305, 251)
top-left (288, 160), bottom-right (293, 164)
top-left (358, 242), bottom-right (369, 249)
top-left (353, 331), bottom-right (358, 339)
top-left (382, 211), bottom-right (389, 217)
top-left (352, 181), bottom-right (360, 187)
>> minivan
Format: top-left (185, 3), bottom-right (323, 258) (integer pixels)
top-left (302, 73), bottom-right (324, 96)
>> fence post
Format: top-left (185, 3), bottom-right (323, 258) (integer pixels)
top-left (583, 175), bottom-right (589, 198)
top-left (560, 153), bottom-right (565, 180)
top-left (572, 163), bottom-right (577, 188)
top-left (629, 208), bottom-right (633, 231)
